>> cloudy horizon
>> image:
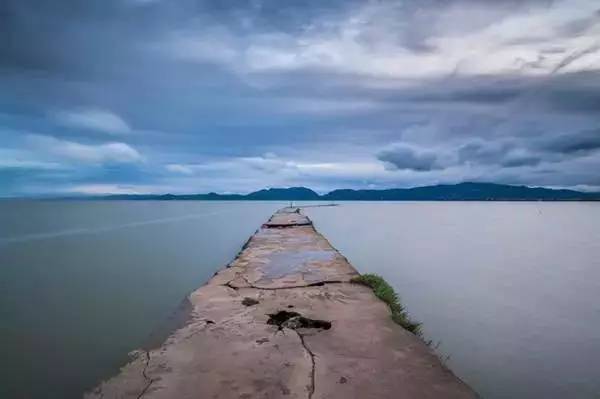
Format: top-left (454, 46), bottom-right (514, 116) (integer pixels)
top-left (1, 0), bottom-right (599, 196)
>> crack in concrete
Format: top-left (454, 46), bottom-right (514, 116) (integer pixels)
top-left (241, 275), bottom-right (254, 288)
top-left (223, 281), bottom-right (240, 291)
top-left (266, 310), bottom-right (325, 399)
top-left (137, 350), bottom-right (157, 399)
top-left (263, 222), bottom-right (312, 228)
top-left (295, 330), bottom-right (316, 399)
top-left (224, 276), bottom-right (346, 291)
top-left (255, 280), bottom-right (344, 290)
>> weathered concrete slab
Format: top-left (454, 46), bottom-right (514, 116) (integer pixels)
top-left (86, 208), bottom-right (477, 399)
top-left (263, 207), bottom-right (312, 227)
top-left (217, 222), bottom-right (358, 289)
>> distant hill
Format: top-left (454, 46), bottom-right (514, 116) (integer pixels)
top-left (322, 182), bottom-right (600, 201)
top-left (97, 183), bottom-right (600, 201)
top-left (245, 187), bottom-right (321, 200)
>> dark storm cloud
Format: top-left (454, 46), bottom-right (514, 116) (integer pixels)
top-left (500, 155), bottom-right (542, 168)
top-left (458, 141), bottom-right (512, 165)
top-left (558, 9), bottom-right (600, 36)
top-left (377, 144), bottom-right (442, 171)
top-left (1, 1), bottom-right (142, 75)
top-left (1, 0), bottom-right (600, 195)
top-left (411, 73), bottom-right (600, 115)
top-left (406, 84), bottom-right (524, 105)
top-left (536, 80), bottom-right (600, 113)
top-left (0, 0), bottom-right (356, 75)
top-left (456, 139), bottom-right (542, 168)
top-left (541, 129), bottom-right (600, 154)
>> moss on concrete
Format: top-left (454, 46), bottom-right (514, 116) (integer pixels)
top-left (351, 274), bottom-right (421, 335)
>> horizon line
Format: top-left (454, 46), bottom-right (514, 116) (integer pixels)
top-left (3, 181), bottom-right (600, 200)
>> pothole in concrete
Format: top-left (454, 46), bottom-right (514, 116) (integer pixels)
top-left (267, 310), bottom-right (331, 330)
top-left (242, 297), bottom-right (259, 306)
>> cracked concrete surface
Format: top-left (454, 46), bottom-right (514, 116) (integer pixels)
top-left (294, 330), bottom-right (316, 399)
top-left (136, 351), bottom-right (156, 399)
top-left (85, 208), bottom-right (477, 399)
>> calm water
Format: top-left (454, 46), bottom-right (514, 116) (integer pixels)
top-left (305, 202), bottom-right (600, 399)
top-left (0, 201), bottom-right (283, 399)
top-left (2, 201), bottom-right (600, 398)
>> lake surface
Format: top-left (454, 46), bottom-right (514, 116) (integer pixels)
top-left (1, 201), bottom-right (599, 398)
top-left (0, 201), bottom-right (283, 399)
top-left (305, 202), bottom-right (600, 399)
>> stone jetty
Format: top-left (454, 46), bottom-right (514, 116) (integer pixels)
top-left (87, 208), bottom-right (476, 399)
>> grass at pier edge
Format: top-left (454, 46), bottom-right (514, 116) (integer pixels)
top-left (351, 274), bottom-right (421, 335)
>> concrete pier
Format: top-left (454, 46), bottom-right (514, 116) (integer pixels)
top-left (87, 208), bottom-right (476, 398)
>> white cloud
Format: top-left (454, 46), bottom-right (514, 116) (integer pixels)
top-left (66, 184), bottom-right (157, 195)
top-left (163, 0), bottom-right (600, 79)
top-left (163, 153), bottom-right (388, 190)
top-left (0, 149), bottom-right (66, 170)
top-left (55, 108), bottom-right (131, 134)
top-left (0, 159), bottom-right (65, 170)
top-left (28, 135), bottom-right (143, 164)
top-left (165, 163), bottom-right (195, 175)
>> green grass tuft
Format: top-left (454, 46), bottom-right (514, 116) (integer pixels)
top-left (351, 274), bottom-right (421, 335)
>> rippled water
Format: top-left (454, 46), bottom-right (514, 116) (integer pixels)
top-left (0, 201), bottom-right (282, 399)
top-left (2, 201), bottom-right (599, 398)
top-left (304, 202), bottom-right (600, 399)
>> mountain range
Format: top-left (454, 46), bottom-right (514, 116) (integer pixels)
top-left (98, 182), bottom-right (600, 201)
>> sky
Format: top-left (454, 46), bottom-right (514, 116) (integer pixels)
top-left (1, 0), bottom-right (599, 196)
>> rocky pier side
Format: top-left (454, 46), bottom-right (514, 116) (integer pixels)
top-left (87, 208), bottom-right (476, 399)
